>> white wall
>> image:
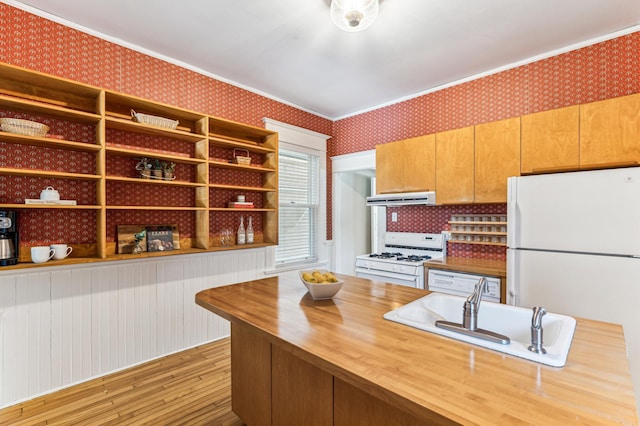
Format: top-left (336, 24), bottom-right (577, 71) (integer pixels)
top-left (333, 172), bottom-right (371, 274)
top-left (331, 150), bottom-right (377, 274)
top-left (0, 248), bottom-right (268, 408)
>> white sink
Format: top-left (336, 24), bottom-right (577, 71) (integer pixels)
top-left (383, 293), bottom-right (576, 367)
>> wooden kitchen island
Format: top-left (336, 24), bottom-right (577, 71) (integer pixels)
top-left (195, 274), bottom-right (638, 425)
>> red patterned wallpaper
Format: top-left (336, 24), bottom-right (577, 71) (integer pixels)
top-left (330, 33), bottom-right (640, 157)
top-left (0, 5), bottom-right (332, 134)
top-left (329, 32), bottom-right (640, 259)
top-left (1, 3), bottom-right (639, 260)
top-left (0, 3), bottom-right (331, 248)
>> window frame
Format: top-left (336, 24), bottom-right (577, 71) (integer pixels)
top-left (263, 118), bottom-right (329, 273)
top-left (275, 148), bottom-right (320, 265)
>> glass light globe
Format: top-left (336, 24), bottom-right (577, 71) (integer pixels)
top-left (330, 0), bottom-right (379, 32)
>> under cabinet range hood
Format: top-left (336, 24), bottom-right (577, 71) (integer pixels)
top-left (366, 191), bottom-right (436, 206)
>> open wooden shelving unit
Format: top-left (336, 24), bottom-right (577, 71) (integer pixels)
top-left (0, 61), bottom-right (279, 268)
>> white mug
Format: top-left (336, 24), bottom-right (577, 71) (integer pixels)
top-left (31, 246), bottom-right (55, 263)
top-left (51, 244), bottom-right (73, 260)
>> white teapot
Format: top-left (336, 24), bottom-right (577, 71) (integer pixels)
top-left (40, 186), bottom-right (60, 201)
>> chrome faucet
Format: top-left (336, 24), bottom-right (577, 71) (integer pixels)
top-left (435, 277), bottom-right (510, 345)
top-left (528, 306), bottom-right (547, 354)
top-left (463, 277), bottom-right (488, 331)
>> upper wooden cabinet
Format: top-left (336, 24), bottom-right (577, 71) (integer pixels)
top-left (375, 134), bottom-right (435, 194)
top-left (474, 117), bottom-right (521, 203)
top-left (521, 106), bottom-right (579, 174)
top-left (580, 93), bottom-right (640, 167)
top-left (375, 139), bottom-right (403, 193)
top-left (435, 126), bottom-right (474, 204)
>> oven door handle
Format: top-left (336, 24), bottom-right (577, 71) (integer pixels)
top-left (355, 267), bottom-right (418, 282)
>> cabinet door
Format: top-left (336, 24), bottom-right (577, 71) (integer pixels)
top-left (272, 345), bottom-right (333, 426)
top-left (435, 126), bottom-right (474, 204)
top-left (580, 93), bottom-right (640, 167)
top-left (231, 324), bottom-right (271, 426)
top-left (376, 135), bottom-right (435, 194)
top-left (402, 134), bottom-right (436, 192)
top-left (475, 117), bottom-right (521, 203)
top-left (375, 141), bottom-right (405, 194)
top-left (521, 106), bottom-right (579, 174)
top-left (334, 378), bottom-right (427, 426)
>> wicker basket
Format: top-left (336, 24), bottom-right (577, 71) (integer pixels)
top-left (233, 148), bottom-right (251, 165)
top-left (131, 109), bottom-right (179, 130)
top-left (0, 118), bottom-right (49, 137)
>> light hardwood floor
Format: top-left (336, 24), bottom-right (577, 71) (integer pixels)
top-left (0, 338), bottom-right (244, 425)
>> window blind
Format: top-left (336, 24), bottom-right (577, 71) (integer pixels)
top-left (276, 149), bottom-right (319, 265)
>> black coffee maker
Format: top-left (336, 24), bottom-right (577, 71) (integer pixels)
top-left (0, 211), bottom-right (19, 266)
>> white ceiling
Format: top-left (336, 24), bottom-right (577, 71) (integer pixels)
top-left (8, 0), bottom-right (640, 119)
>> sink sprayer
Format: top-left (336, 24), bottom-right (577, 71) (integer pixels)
top-left (527, 306), bottom-right (547, 354)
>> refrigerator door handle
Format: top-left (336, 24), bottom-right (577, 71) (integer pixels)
top-left (507, 177), bottom-right (518, 249)
top-left (506, 249), bottom-right (517, 306)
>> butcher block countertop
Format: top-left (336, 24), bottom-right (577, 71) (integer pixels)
top-left (424, 256), bottom-right (506, 278)
top-left (196, 274), bottom-right (638, 425)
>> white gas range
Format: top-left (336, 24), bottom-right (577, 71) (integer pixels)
top-left (354, 232), bottom-right (446, 289)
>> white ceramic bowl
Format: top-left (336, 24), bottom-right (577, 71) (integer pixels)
top-left (299, 270), bottom-right (344, 300)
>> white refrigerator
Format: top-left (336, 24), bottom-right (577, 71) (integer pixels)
top-left (506, 167), bottom-right (640, 411)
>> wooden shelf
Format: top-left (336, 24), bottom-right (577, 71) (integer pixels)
top-left (209, 134), bottom-right (275, 154)
top-left (105, 116), bottom-right (205, 142)
top-left (209, 116), bottom-right (276, 145)
top-left (0, 61), bottom-right (279, 268)
top-left (448, 221), bottom-right (507, 226)
top-left (105, 91), bottom-right (205, 124)
top-left (209, 159), bottom-right (276, 173)
top-left (105, 176), bottom-right (207, 187)
top-left (0, 94), bottom-right (102, 123)
top-left (450, 231), bottom-right (506, 236)
top-left (105, 247), bottom-right (209, 261)
top-left (0, 132), bottom-right (101, 152)
top-left (4, 242), bottom-right (277, 270)
top-left (210, 207), bottom-right (276, 212)
top-left (0, 167), bottom-right (101, 180)
top-left (209, 183), bottom-right (275, 192)
top-left (0, 62), bottom-right (101, 106)
top-left (448, 215), bottom-right (507, 246)
top-left (107, 206), bottom-right (208, 211)
top-left (449, 240), bottom-right (507, 247)
top-left (0, 203), bottom-right (101, 210)
top-left (105, 146), bottom-right (207, 165)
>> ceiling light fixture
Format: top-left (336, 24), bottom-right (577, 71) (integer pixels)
top-left (330, 0), bottom-right (379, 32)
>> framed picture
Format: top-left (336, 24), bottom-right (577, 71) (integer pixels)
top-left (146, 225), bottom-right (179, 252)
top-left (117, 224), bottom-right (180, 254)
top-left (117, 225), bottom-right (148, 254)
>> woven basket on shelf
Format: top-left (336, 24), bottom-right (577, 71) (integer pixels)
top-left (0, 118), bottom-right (49, 137)
top-left (131, 109), bottom-right (179, 130)
top-left (233, 148), bottom-right (251, 165)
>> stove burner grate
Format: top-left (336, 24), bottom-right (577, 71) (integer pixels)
top-left (368, 252), bottom-right (434, 262)
top-left (370, 252), bottom-right (402, 259)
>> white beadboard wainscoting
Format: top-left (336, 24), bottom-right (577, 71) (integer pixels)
top-left (0, 247), bottom-right (268, 408)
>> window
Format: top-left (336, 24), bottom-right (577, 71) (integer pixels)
top-left (275, 149), bottom-right (319, 265)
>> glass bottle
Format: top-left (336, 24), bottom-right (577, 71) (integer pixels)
top-left (237, 216), bottom-right (246, 245)
top-left (246, 216), bottom-right (254, 244)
